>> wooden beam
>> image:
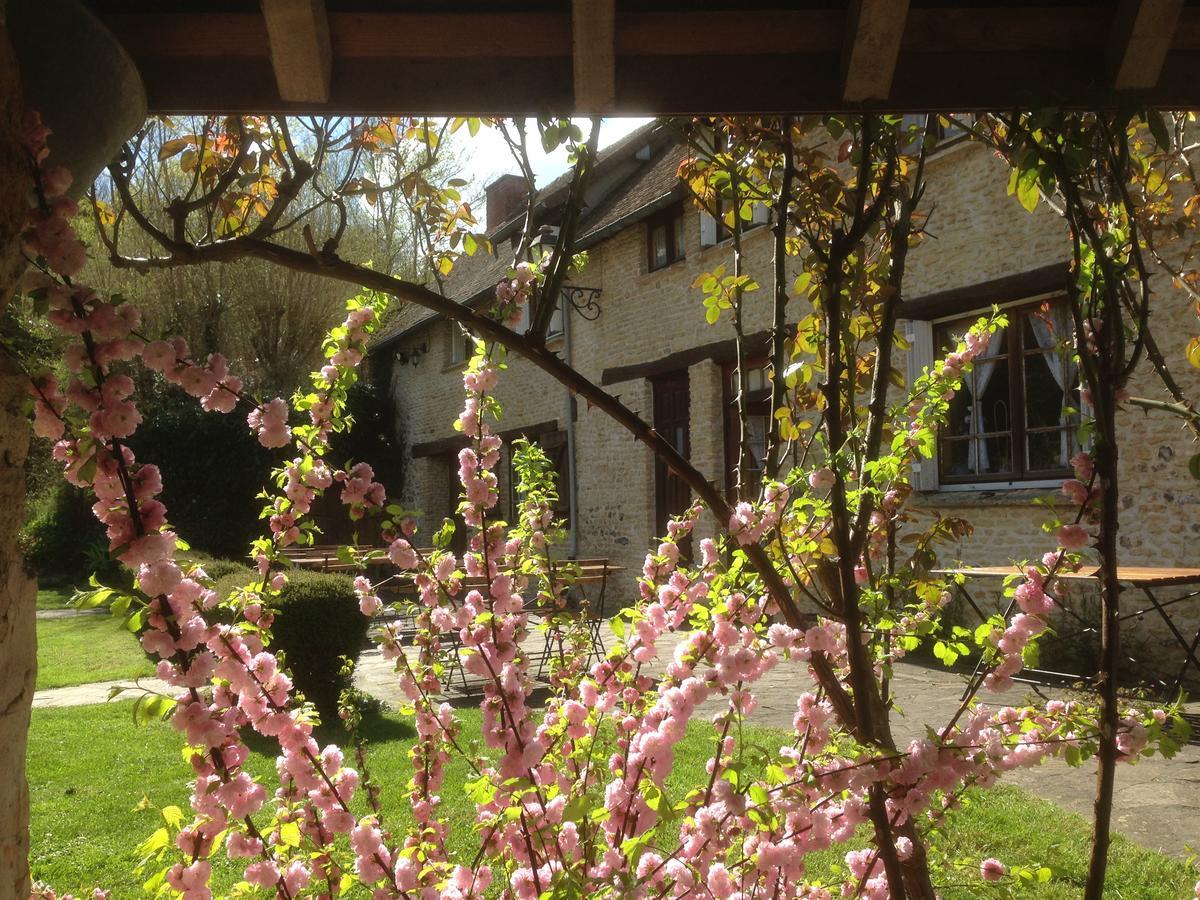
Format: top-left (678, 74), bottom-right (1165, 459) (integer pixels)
top-left (260, 0), bottom-right (332, 105)
top-left (1108, 0), bottom-right (1184, 90)
top-left (896, 263), bottom-right (1068, 321)
top-left (842, 0), bottom-right (910, 103)
top-left (573, 0), bottom-right (615, 114)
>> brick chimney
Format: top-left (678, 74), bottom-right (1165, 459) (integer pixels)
top-left (485, 173), bottom-right (528, 230)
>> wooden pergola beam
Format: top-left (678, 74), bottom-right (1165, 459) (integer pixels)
top-left (1108, 0), bottom-right (1184, 90)
top-left (572, 0), bottom-right (615, 114)
top-left (842, 0), bottom-right (910, 103)
top-left (260, 0), bottom-right (332, 105)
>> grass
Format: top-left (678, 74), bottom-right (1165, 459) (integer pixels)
top-left (37, 588), bottom-right (75, 610)
top-left (36, 616), bottom-right (156, 690)
top-left (28, 701), bottom-right (1196, 898)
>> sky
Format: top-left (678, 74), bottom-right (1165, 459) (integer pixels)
top-left (451, 117), bottom-right (654, 226)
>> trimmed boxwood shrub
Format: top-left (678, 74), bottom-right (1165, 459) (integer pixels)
top-left (216, 569), bottom-right (367, 725)
top-left (194, 557), bottom-right (254, 582)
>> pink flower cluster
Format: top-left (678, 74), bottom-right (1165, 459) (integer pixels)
top-left (247, 397), bottom-right (291, 448)
top-left (20, 112), bottom-right (86, 276)
top-left (984, 451), bottom-right (1096, 692)
top-left (493, 261), bottom-right (536, 328)
top-left (337, 461), bottom-right (386, 520)
top-left (727, 481), bottom-right (790, 545)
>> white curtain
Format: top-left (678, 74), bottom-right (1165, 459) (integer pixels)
top-left (967, 326), bottom-right (1007, 473)
top-left (1029, 305), bottom-right (1076, 466)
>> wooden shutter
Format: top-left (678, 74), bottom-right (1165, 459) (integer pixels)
top-left (699, 211), bottom-right (717, 247)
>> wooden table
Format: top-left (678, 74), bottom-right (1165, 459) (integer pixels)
top-left (938, 566), bottom-right (1200, 695)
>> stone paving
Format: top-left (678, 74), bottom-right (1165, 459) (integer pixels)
top-left (32, 676), bottom-right (172, 708)
top-left (352, 625), bottom-right (1200, 858)
top-left (35, 607), bottom-right (104, 620)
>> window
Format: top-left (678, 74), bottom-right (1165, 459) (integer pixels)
top-left (933, 300), bottom-right (1078, 485)
top-left (900, 113), bottom-right (971, 150)
top-left (701, 198), bottom-right (769, 247)
top-left (722, 362), bottom-right (772, 497)
top-left (511, 295), bottom-right (565, 340)
top-left (647, 203), bottom-right (686, 271)
top-left (504, 428), bottom-right (571, 527)
top-left (447, 323), bottom-right (472, 366)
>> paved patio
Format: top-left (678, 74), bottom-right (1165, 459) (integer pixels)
top-left (353, 625), bottom-right (1200, 858)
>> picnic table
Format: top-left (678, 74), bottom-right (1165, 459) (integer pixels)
top-left (938, 565), bottom-right (1200, 696)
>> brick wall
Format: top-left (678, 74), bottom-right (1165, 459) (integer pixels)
top-left (384, 141), bottom-right (1200, 678)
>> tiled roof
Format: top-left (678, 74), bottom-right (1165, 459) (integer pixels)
top-left (578, 142), bottom-right (691, 243)
top-left (372, 118), bottom-right (689, 349)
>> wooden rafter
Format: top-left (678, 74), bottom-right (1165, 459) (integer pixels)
top-left (95, 6), bottom-right (1200, 114)
top-left (260, 0), bottom-right (332, 105)
top-left (842, 0), bottom-right (910, 103)
top-left (1108, 0), bottom-right (1184, 90)
top-left (572, 0), bottom-right (615, 114)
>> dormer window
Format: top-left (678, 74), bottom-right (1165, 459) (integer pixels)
top-left (647, 203), bottom-right (686, 271)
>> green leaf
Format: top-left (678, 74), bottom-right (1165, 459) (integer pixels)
top-left (279, 820), bottom-right (302, 847)
top-left (1189, 453), bottom-right (1200, 482)
top-left (1016, 168), bottom-right (1040, 212)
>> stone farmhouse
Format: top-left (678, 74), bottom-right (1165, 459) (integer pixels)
top-left (369, 120), bottom-right (1199, 671)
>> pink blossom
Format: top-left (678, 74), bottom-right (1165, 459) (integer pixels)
top-left (980, 858), bottom-right (1007, 882)
top-left (1056, 523), bottom-right (1090, 550)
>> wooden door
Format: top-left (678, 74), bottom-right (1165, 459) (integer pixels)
top-left (653, 371), bottom-right (691, 550)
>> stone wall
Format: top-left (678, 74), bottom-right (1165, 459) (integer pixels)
top-left (386, 141), bottom-right (1200, 682)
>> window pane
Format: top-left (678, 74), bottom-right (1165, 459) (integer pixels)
top-left (651, 225), bottom-right (668, 267)
top-left (1023, 309), bottom-right (1070, 351)
top-left (746, 416), bottom-right (768, 472)
top-left (673, 215), bottom-right (686, 259)
top-left (979, 434), bottom-right (1012, 475)
top-left (547, 302), bottom-right (564, 337)
top-left (974, 353), bottom-right (1011, 435)
top-left (946, 383), bottom-right (973, 437)
top-left (940, 437), bottom-right (973, 477)
top-left (1028, 429), bottom-right (1073, 472)
top-left (1024, 350), bottom-right (1071, 428)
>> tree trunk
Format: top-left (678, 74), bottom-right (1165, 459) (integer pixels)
top-left (1084, 383), bottom-right (1121, 900)
top-left (0, 9), bottom-right (35, 897)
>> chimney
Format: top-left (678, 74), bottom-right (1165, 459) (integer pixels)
top-left (485, 173), bottom-right (528, 230)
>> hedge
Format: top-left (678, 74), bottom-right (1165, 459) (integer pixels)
top-left (215, 569), bottom-right (367, 725)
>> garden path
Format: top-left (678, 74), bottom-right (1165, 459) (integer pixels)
top-left (31, 676), bottom-right (171, 708)
top-left (354, 624), bottom-right (1200, 858)
top-left (35, 608), bottom-right (104, 620)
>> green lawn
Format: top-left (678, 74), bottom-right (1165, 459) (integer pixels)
top-left (36, 616), bottom-right (155, 690)
top-left (37, 588), bottom-right (75, 610)
top-left (28, 702), bottom-right (1196, 897)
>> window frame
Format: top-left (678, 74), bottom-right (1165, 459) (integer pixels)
top-left (646, 202), bottom-right (686, 271)
top-left (503, 427), bottom-right (571, 528)
top-left (932, 297), bottom-right (1078, 487)
top-left (446, 322), bottom-right (472, 367)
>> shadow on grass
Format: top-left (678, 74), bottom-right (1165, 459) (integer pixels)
top-left (240, 708), bottom-right (417, 759)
